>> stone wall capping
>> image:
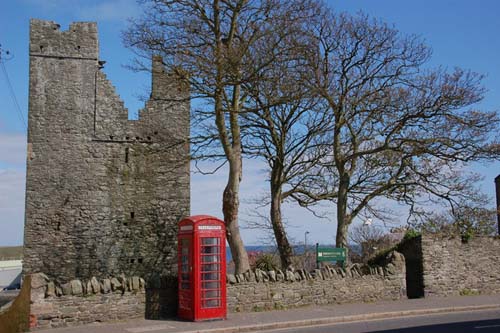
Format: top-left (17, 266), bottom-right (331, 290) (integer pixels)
top-left (31, 273), bottom-right (147, 299)
top-left (31, 273), bottom-right (50, 289)
top-left (227, 274), bottom-right (237, 284)
top-left (225, 251), bottom-right (406, 287)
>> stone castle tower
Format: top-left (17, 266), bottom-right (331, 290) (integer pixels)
top-left (23, 19), bottom-right (190, 284)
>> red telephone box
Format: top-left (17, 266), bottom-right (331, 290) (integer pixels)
top-left (178, 215), bottom-right (227, 321)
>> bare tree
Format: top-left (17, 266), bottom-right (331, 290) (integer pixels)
top-left (291, 12), bottom-right (500, 249)
top-left (348, 224), bottom-right (401, 262)
top-left (124, 0), bottom-right (320, 273)
top-left (241, 63), bottom-right (328, 268)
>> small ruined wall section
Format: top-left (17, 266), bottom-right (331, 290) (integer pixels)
top-left (421, 235), bottom-right (500, 297)
top-left (227, 251), bottom-right (406, 312)
top-left (30, 273), bottom-right (146, 330)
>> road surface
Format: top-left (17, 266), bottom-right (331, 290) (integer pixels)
top-left (258, 309), bottom-right (500, 333)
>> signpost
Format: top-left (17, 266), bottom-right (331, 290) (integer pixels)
top-left (316, 243), bottom-right (347, 268)
top-left (495, 175), bottom-right (500, 235)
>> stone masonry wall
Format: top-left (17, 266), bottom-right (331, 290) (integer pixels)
top-left (421, 234), bottom-right (500, 297)
top-left (227, 251), bottom-right (406, 312)
top-left (30, 252), bottom-right (406, 329)
top-left (30, 273), bottom-right (146, 330)
top-left (23, 19), bottom-right (190, 285)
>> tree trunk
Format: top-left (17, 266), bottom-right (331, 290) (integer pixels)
top-left (223, 156), bottom-right (250, 274)
top-left (335, 215), bottom-right (350, 249)
top-left (270, 178), bottom-right (293, 269)
top-left (213, 3), bottom-right (249, 274)
top-left (335, 174), bottom-right (350, 249)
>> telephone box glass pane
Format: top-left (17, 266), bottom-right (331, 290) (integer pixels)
top-left (202, 238), bottom-right (220, 246)
top-left (202, 281), bottom-right (220, 289)
top-left (202, 263), bottom-right (220, 272)
top-left (202, 255), bottom-right (219, 263)
top-left (201, 237), bottom-right (222, 309)
top-left (180, 238), bottom-right (190, 290)
top-left (202, 299), bottom-right (221, 308)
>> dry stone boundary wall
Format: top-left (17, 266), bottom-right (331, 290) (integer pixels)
top-left (227, 251), bottom-right (406, 312)
top-left (29, 251), bottom-right (406, 329)
top-left (421, 235), bottom-right (500, 297)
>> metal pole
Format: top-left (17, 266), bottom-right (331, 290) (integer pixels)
top-left (304, 231), bottom-right (309, 269)
top-left (316, 243), bottom-right (319, 269)
top-left (304, 231), bottom-right (309, 255)
top-left (495, 175), bottom-right (500, 235)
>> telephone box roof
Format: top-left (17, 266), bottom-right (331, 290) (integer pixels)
top-left (179, 215), bottom-right (224, 225)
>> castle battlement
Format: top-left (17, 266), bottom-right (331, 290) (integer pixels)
top-left (27, 19), bottom-right (189, 144)
top-left (29, 19), bottom-right (98, 59)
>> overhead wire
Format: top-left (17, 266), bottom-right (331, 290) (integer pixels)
top-left (0, 46), bottom-right (27, 129)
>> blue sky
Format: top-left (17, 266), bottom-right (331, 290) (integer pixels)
top-left (0, 0), bottom-right (499, 246)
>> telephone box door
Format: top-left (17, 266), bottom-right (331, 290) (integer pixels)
top-left (178, 234), bottom-right (193, 319)
top-left (197, 234), bottom-right (226, 319)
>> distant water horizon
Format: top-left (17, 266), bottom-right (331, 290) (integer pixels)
top-left (226, 244), bottom-right (361, 261)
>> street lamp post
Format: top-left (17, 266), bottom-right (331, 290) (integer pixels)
top-left (495, 175), bottom-right (500, 235)
top-left (304, 231), bottom-right (310, 269)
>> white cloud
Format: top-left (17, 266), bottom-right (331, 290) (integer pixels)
top-left (0, 133), bottom-right (27, 245)
top-left (0, 133), bottom-right (27, 169)
top-left (0, 169), bottom-right (26, 246)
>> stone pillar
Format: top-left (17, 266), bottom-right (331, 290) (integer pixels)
top-left (496, 175), bottom-right (500, 235)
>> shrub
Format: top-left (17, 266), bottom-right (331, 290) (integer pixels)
top-left (403, 229), bottom-right (421, 241)
top-left (253, 253), bottom-right (279, 271)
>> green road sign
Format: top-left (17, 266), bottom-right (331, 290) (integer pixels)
top-left (316, 245), bottom-right (346, 262)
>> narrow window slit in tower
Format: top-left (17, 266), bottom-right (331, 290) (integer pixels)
top-left (130, 212), bottom-right (135, 219)
top-left (125, 147), bottom-right (129, 163)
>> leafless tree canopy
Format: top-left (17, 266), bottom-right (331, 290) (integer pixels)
top-left (125, 2), bottom-right (500, 263)
top-left (239, 36), bottom-right (332, 268)
top-left (291, 12), bottom-right (500, 248)
top-left (412, 206), bottom-right (498, 238)
top-left (124, 0), bottom-right (321, 273)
